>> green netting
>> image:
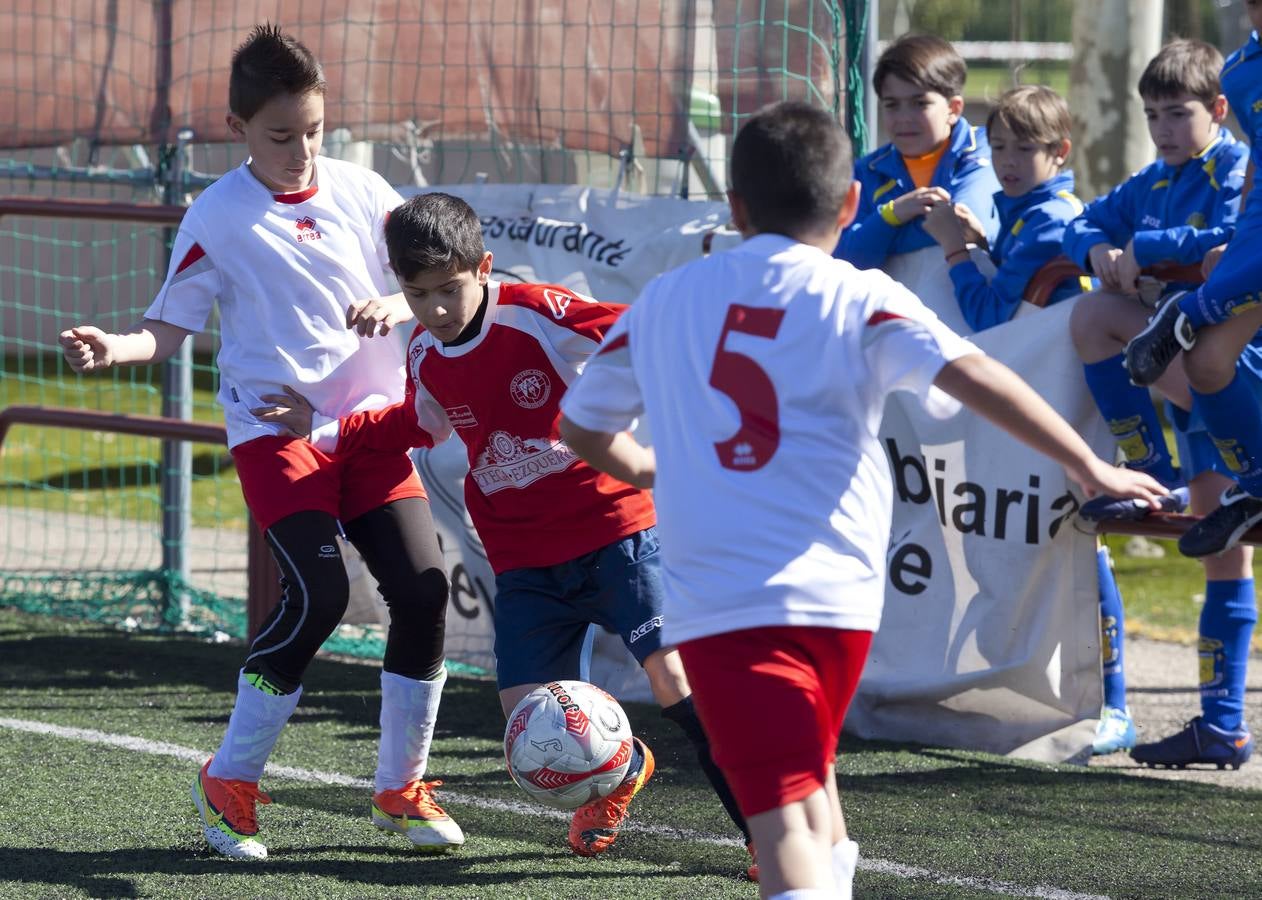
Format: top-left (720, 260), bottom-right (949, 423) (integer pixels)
top-left (0, 2), bottom-right (853, 666)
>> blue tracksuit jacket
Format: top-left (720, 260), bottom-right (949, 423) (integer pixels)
top-left (948, 171), bottom-right (1088, 331)
top-left (1062, 131), bottom-right (1248, 289)
top-left (834, 117), bottom-right (1001, 269)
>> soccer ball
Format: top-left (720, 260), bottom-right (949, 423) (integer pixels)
top-left (503, 680), bottom-right (634, 810)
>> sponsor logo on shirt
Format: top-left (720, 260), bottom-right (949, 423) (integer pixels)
top-left (295, 215), bottom-right (323, 243)
top-left (543, 288), bottom-right (572, 320)
top-left (1141, 215), bottom-right (1161, 228)
top-left (471, 430), bottom-right (579, 494)
top-left (445, 405), bottom-right (478, 429)
top-left (509, 369), bottom-right (552, 409)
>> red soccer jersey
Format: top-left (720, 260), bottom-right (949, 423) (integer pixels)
top-left (324, 281), bottom-right (656, 573)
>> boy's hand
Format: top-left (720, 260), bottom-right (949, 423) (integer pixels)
top-left (891, 186), bottom-right (951, 223)
top-left (346, 293), bottom-right (413, 338)
top-left (251, 386), bottom-right (315, 439)
top-left (1114, 240), bottom-right (1141, 295)
top-left (1069, 458), bottom-right (1169, 509)
top-left (953, 203), bottom-right (988, 248)
top-left (922, 200), bottom-right (966, 253)
top-left (58, 326), bottom-right (115, 373)
top-left (1087, 244), bottom-right (1125, 292)
top-left (1201, 243), bottom-right (1227, 279)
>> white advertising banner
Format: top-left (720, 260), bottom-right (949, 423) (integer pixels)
top-left (370, 190), bottom-right (1106, 762)
top-left (848, 247), bottom-right (1109, 762)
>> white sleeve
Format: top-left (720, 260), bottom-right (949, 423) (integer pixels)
top-left (143, 212), bottom-right (221, 333)
top-left (861, 283), bottom-right (981, 419)
top-left (559, 311), bottom-right (644, 433)
top-left (369, 170), bottom-right (405, 274)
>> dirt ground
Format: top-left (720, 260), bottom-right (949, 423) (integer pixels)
top-left (1090, 636), bottom-right (1261, 789)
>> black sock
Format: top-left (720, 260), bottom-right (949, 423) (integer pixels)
top-left (623, 738), bottom-right (646, 782)
top-left (661, 695), bottom-right (749, 841)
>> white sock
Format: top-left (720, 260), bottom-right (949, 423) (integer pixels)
top-left (768, 890), bottom-right (834, 900)
top-left (375, 666), bottom-right (447, 793)
top-left (208, 670), bottom-right (302, 782)
top-left (832, 838), bottom-right (859, 899)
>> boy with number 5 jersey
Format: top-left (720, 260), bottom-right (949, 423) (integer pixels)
top-left (254, 192), bottom-right (754, 873)
top-left (559, 101), bottom-right (1165, 900)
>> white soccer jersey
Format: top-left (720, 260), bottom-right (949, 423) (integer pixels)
top-left (561, 233), bottom-right (980, 645)
top-left (144, 157), bottom-right (405, 448)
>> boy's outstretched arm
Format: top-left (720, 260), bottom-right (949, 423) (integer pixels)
top-left (59, 318), bottom-right (191, 373)
top-left (933, 353), bottom-right (1169, 504)
top-left (558, 416), bottom-right (655, 489)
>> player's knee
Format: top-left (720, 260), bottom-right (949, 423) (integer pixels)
top-left (1182, 341), bottom-right (1235, 393)
top-left (303, 566), bottom-right (352, 636)
top-left (380, 564), bottom-right (449, 617)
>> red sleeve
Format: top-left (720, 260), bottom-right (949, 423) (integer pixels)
top-left (336, 328), bottom-right (435, 453)
top-left (498, 283), bottom-right (627, 342)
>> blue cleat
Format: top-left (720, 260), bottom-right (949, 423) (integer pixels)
top-left (1130, 716), bottom-right (1254, 769)
top-left (1123, 291), bottom-right (1197, 386)
top-left (1079, 485), bottom-right (1189, 523)
top-left (1178, 484), bottom-right (1262, 558)
top-left (1092, 706), bottom-right (1136, 755)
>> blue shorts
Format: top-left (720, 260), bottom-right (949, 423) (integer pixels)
top-left (1170, 351), bottom-right (1262, 479)
top-left (491, 527), bottom-right (668, 690)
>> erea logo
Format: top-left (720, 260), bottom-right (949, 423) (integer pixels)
top-left (295, 216), bottom-right (323, 243)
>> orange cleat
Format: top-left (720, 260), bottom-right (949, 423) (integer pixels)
top-left (746, 841), bottom-right (759, 881)
top-left (372, 779), bottom-right (465, 851)
top-left (568, 737), bottom-right (655, 856)
top-left (191, 757), bottom-right (272, 860)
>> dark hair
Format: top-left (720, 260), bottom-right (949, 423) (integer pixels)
top-left (385, 193), bottom-right (487, 282)
top-left (987, 85), bottom-right (1073, 147)
top-left (1137, 39), bottom-right (1223, 108)
top-left (729, 101), bottom-right (852, 238)
top-left (874, 34), bottom-right (967, 99)
top-left (229, 23), bottom-right (326, 121)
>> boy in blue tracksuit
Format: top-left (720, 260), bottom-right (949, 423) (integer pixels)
top-left (1125, 5), bottom-right (1262, 570)
top-left (834, 33), bottom-right (999, 269)
top-left (1068, 39), bottom-right (1255, 769)
top-left (923, 85), bottom-right (1089, 331)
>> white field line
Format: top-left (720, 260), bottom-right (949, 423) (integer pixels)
top-left (0, 716), bottom-right (1108, 900)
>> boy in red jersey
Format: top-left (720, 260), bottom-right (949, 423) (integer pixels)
top-left (558, 101), bottom-right (1166, 900)
top-left (59, 25), bottom-right (461, 860)
top-left (254, 192), bottom-right (753, 869)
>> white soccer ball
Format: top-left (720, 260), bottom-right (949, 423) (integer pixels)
top-left (503, 680), bottom-right (634, 810)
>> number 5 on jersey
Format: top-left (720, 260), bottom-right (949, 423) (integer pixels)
top-left (709, 304), bottom-right (786, 471)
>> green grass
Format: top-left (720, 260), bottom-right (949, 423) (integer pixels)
top-left (0, 607), bottom-right (1259, 900)
top-left (965, 62), bottom-right (1070, 103)
top-left (1, 353), bottom-right (245, 530)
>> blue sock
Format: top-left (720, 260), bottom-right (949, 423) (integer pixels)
top-left (1198, 579), bottom-right (1257, 731)
top-left (1191, 372), bottom-right (1262, 496)
top-left (1083, 355), bottom-right (1179, 485)
top-left (1097, 546), bottom-right (1128, 710)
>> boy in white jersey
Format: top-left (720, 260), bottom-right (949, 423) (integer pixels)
top-left (558, 101), bottom-right (1167, 900)
top-left (58, 25), bottom-right (461, 860)
top-left (254, 192), bottom-right (755, 871)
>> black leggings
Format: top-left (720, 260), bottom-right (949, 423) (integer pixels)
top-left (244, 498), bottom-right (449, 692)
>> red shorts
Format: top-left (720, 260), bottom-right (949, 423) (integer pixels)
top-left (232, 435), bottom-right (426, 532)
top-left (678, 625), bottom-right (873, 817)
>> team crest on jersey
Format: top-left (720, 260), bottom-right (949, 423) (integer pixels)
top-left (543, 288), bottom-right (573, 320)
top-left (510, 369), bottom-right (552, 409)
top-left (295, 215), bottom-right (323, 242)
